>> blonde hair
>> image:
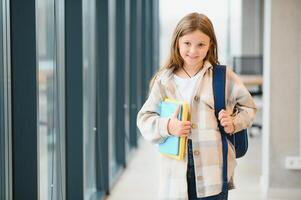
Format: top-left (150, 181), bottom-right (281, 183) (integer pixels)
top-left (150, 12), bottom-right (219, 88)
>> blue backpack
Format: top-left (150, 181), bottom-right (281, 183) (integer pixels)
top-left (213, 64), bottom-right (248, 191)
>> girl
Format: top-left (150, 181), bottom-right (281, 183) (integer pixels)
top-left (137, 12), bottom-right (256, 200)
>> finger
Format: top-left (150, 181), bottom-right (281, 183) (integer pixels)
top-left (219, 109), bottom-right (229, 116)
top-left (182, 121), bottom-right (191, 126)
top-left (219, 109), bottom-right (226, 115)
top-left (181, 124), bottom-right (191, 130)
top-left (181, 127), bottom-right (191, 133)
top-left (225, 127), bottom-right (234, 134)
top-left (218, 110), bottom-right (227, 120)
top-left (179, 121), bottom-right (191, 128)
top-left (172, 105), bottom-right (181, 118)
top-left (221, 120), bottom-right (232, 127)
top-left (182, 121), bottom-right (191, 125)
top-left (224, 128), bottom-right (230, 134)
top-left (181, 125), bottom-right (191, 131)
top-left (221, 120), bottom-right (230, 127)
top-left (177, 131), bottom-right (187, 137)
top-left (181, 130), bottom-right (190, 135)
top-left (221, 118), bottom-right (230, 125)
top-left (220, 118), bottom-right (227, 124)
top-left (184, 125), bottom-right (192, 130)
top-left (221, 122), bottom-right (227, 127)
top-left (182, 129), bottom-right (190, 134)
top-left (182, 126), bottom-right (191, 131)
top-left (219, 113), bottom-right (230, 122)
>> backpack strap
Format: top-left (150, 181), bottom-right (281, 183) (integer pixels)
top-left (212, 64), bottom-right (228, 192)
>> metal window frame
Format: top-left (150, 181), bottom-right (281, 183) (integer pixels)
top-left (124, 0), bottom-right (131, 161)
top-left (135, 0), bottom-right (142, 110)
top-left (115, 0), bottom-right (126, 169)
top-left (55, 0), bottom-right (66, 199)
top-left (0, 1), bottom-right (4, 196)
top-left (152, 0), bottom-right (160, 75)
top-left (1, 0), bottom-right (12, 199)
top-left (140, 0), bottom-right (146, 101)
top-left (107, 0), bottom-right (123, 188)
top-left (11, 0), bottom-right (38, 199)
top-left (129, 0), bottom-right (138, 149)
top-left (95, 0), bottom-right (109, 197)
top-left (65, 0), bottom-right (84, 199)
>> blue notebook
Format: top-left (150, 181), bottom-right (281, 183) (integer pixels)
top-left (159, 102), bottom-right (183, 155)
top-left (159, 99), bottom-right (188, 160)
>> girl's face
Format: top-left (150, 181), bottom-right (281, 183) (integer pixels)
top-left (178, 30), bottom-right (210, 69)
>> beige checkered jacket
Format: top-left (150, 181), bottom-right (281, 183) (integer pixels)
top-left (137, 61), bottom-right (257, 199)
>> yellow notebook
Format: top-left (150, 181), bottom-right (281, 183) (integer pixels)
top-left (159, 98), bottom-right (189, 160)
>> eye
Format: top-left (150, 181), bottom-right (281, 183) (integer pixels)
top-left (184, 42), bottom-right (191, 46)
top-left (198, 43), bottom-right (205, 47)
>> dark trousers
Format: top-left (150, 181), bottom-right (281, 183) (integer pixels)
top-left (187, 139), bottom-right (228, 200)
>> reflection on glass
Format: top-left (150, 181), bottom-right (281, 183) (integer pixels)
top-left (83, 0), bottom-right (97, 199)
top-left (36, 0), bottom-right (62, 199)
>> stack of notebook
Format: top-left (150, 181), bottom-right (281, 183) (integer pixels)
top-left (159, 98), bottom-right (189, 160)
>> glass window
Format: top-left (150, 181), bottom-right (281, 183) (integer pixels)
top-left (36, 0), bottom-right (65, 199)
top-left (82, 0), bottom-right (97, 199)
top-left (0, 0), bottom-right (12, 199)
top-left (108, 0), bottom-right (118, 186)
top-left (0, 0), bottom-right (4, 197)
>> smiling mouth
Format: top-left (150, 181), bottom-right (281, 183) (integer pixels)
top-left (187, 55), bottom-right (198, 59)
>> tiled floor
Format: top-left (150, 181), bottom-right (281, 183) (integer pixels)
top-left (106, 140), bottom-right (159, 200)
top-left (106, 133), bottom-right (272, 200)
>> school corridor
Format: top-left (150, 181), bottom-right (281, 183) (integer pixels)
top-left (1, 0), bottom-right (301, 200)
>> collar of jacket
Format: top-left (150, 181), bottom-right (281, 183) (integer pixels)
top-left (158, 61), bottom-right (213, 96)
top-left (158, 61), bottom-right (213, 90)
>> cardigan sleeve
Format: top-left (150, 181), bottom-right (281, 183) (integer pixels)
top-left (136, 77), bottom-right (170, 144)
top-left (226, 67), bottom-right (257, 133)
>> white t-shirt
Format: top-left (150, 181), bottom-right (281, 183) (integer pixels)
top-left (173, 72), bottom-right (202, 139)
top-left (173, 72), bottom-right (202, 105)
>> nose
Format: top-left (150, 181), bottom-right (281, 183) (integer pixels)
top-left (188, 46), bottom-right (198, 54)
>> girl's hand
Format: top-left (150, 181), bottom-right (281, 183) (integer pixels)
top-left (167, 106), bottom-right (191, 137)
top-left (218, 109), bottom-right (235, 134)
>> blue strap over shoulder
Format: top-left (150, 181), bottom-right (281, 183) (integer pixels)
top-left (213, 64), bottom-right (249, 193)
top-left (212, 65), bottom-right (228, 192)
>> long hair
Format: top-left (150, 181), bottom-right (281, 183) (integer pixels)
top-left (150, 12), bottom-right (219, 88)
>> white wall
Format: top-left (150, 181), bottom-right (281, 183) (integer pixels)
top-left (241, 0), bottom-right (263, 55)
top-left (229, 0), bottom-right (242, 58)
top-left (263, 0), bottom-right (301, 198)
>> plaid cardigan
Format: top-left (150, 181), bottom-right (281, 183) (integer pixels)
top-left (137, 61), bottom-right (257, 199)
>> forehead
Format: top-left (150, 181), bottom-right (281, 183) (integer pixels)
top-left (179, 30), bottom-right (210, 42)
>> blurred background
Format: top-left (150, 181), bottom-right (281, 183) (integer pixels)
top-left (0, 0), bottom-right (300, 200)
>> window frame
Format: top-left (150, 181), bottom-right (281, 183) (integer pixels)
top-left (0, 0), bottom-right (12, 199)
